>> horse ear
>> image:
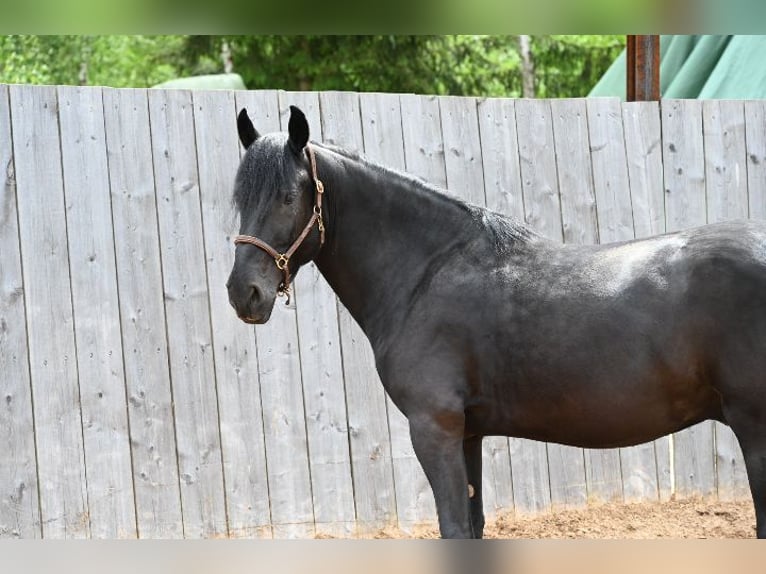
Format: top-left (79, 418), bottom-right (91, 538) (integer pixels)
top-left (287, 105), bottom-right (309, 154)
top-left (237, 108), bottom-right (259, 149)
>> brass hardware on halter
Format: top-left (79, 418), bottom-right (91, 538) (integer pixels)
top-left (275, 255), bottom-right (289, 270)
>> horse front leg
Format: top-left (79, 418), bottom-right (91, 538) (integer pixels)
top-left (409, 411), bottom-right (474, 538)
top-left (463, 435), bottom-right (485, 538)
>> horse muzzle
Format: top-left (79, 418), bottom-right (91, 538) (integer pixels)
top-left (226, 276), bottom-right (275, 325)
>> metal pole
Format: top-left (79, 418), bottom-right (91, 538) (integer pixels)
top-left (626, 35), bottom-right (660, 101)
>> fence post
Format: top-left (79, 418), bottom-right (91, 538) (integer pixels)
top-left (626, 35), bottom-right (660, 101)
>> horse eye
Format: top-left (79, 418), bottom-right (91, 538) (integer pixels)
top-left (283, 189), bottom-right (298, 205)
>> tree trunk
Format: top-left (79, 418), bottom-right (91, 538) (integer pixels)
top-left (518, 35), bottom-right (535, 98)
top-left (221, 40), bottom-right (233, 74)
top-left (78, 37), bottom-right (90, 86)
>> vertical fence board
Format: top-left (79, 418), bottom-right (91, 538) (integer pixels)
top-left (588, 97), bottom-right (656, 505)
top-left (702, 99), bottom-right (750, 501)
top-left (102, 87), bottom-right (183, 538)
top-left (511, 98), bottom-right (558, 514)
top-left (231, 90), bottom-right (314, 539)
top-left (622, 101), bottom-right (671, 502)
top-left (10, 84), bottom-right (89, 538)
top-left (662, 99), bottom-right (717, 499)
top-left (551, 99), bottom-right (599, 246)
top-left (439, 96), bottom-right (486, 207)
top-left (352, 92), bottom-right (428, 534)
top-left (439, 95), bottom-right (515, 520)
top-left (746, 101), bottom-right (766, 220)
top-left (477, 97), bottom-right (525, 221)
top-left (476, 97), bottom-right (521, 516)
top-left (622, 102), bottom-right (665, 238)
top-left (397, 94), bottom-right (453, 528)
top-left (546, 98), bottom-right (593, 509)
top-left (192, 90), bottom-right (272, 538)
top-left (400, 94), bottom-right (448, 190)
top-left (286, 90), bottom-right (362, 538)
top-left (57, 86), bottom-right (137, 538)
top-left (360, 92), bottom-right (435, 532)
top-left (515, 99), bottom-right (563, 242)
top-left (279, 90), bottom-right (355, 538)
top-left (587, 98), bottom-right (634, 244)
top-left (0, 84), bottom-right (41, 538)
top-left (148, 89), bottom-right (228, 537)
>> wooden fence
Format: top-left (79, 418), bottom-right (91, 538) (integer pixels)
top-left (1, 84), bottom-right (763, 538)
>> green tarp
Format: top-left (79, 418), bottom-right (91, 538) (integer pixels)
top-left (589, 35), bottom-right (766, 99)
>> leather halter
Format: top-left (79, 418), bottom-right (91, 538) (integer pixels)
top-left (234, 145), bottom-right (325, 305)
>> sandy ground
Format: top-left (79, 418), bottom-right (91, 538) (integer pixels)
top-left (363, 498), bottom-right (756, 539)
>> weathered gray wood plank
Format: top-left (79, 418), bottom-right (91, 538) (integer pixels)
top-left (477, 97), bottom-right (525, 221)
top-left (511, 98), bottom-right (558, 514)
top-left (509, 438), bottom-right (551, 515)
top-left (400, 94), bottom-right (448, 190)
top-left (232, 90), bottom-right (314, 539)
top-left (587, 98), bottom-right (634, 243)
top-left (746, 101), bottom-right (766, 220)
top-left (440, 94), bottom-right (515, 519)
top-left (317, 92), bottom-right (406, 535)
top-left (57, 86), bottom-right (137, 538)
top-left (9, 84), bottom-right (89, 538)
top-left (0, 84), bottom-right (41, 538)
top-left (702, 99), bottom-right (750, 501)
top-left (269, 90), bottom-right (333, 538)
top-left (551, 98), bottom-right (599, 246)
top-left (439, 96), bottom-right (486, 207)
top-left (102, 87), bottom-right (184, 538)
top-left (192, 89), bottom-right (272, 538)
top-left (588, 97), bottom-right (653, 505)
top-left (662, 99), bottom-right (716, 499)
top-left (282, 90), bottom-right (359, 538)
top-left (515, 99), bottom-right (563, 242)
top-left (148, 89), bottom-right (228, 537)
top-left (622, 102), bottom-right (665, 238)
top-left (546, 98), bottom-right (593, 509)
top-left (361, 92), bottom-right (435, 533)
top-left (622, 101), bottom-right (669, 503)
top-left (476, 96), bottom-right (521, 517)
top-left (704, 100), bottom-right (748, 223)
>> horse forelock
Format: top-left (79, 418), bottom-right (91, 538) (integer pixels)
top-left (232, 133), bottom-right (289, 217)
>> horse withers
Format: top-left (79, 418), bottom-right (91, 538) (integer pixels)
top-left (227, 105), bottom-right (766, 539)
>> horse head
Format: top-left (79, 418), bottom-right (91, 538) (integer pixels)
top-left (226, 105), bottom-right (324, 323)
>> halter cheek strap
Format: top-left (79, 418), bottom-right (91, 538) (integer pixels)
top-left (233, 145), bottom-right (325, 305)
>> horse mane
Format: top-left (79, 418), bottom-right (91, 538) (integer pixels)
top-left (315, 141), bottom-right (543, 253)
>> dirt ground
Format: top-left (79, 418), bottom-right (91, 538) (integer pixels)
top-left (368, 498), bottom-right (756, 539)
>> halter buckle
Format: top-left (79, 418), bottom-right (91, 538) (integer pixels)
top-left (275, 254), bottom-right (289, 270)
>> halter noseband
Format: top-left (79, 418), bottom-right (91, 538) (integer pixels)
top-left (234, 145), bottom-right (325, 305)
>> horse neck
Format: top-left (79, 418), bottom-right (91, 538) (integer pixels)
top-left (313, 149), bottom-right (478, 344)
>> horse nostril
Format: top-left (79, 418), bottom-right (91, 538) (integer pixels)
top-left (249, 284), bottom-right (262, 305)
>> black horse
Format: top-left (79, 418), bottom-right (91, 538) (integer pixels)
top-left (227, 105), bottom-right (766, 539)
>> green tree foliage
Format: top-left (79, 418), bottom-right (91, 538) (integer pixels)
top-left (0, 35), bottom-right (185, 87)
top-left (531, 35), bottom-right (624, 98)
top-left (193, 36), bottom-right (524, 97)
top-left (1, 35), bottom-right (625, 98)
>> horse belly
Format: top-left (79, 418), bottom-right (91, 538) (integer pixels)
top-left (466, 355), bottom-right (724, 449)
